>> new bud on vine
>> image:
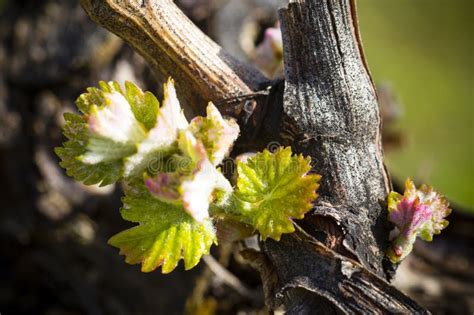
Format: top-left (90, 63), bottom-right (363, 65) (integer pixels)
top-left (254, 25), bottom-right (284, 79)
top-left (387, 178), bottom-right (451, 263)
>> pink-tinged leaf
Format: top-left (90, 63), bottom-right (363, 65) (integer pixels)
top-left (160, 77), bottom-right (189, 130)
top-left (108, 184), bottom-right (217, 274)
top-left (178, 131), bottom-right (232, 222)
top-left (387, 178), bottom-right (451, 263)
top-left (81, 91), bottom-right (147, 165)
top-left (180, 160), bottom-right (232, 223)
top-left (254, 25), bottom-right (284, 79)
top-left (88, 91), bottom-right (146, 144)
top-left (56, 81), bottom-right (152, 186)
top-left (144, 173), bottom-right (182, 203)
top-left (145, 130), bottom-right (233, 223)
top-left (124, 78), bottom-right (189, 177)
top-left (189, 102), bottom-right (239, 166)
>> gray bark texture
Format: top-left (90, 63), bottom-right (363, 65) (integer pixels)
top-left (79, 0), bottom-right (430, 313)
top-left (247, 0), bottom-right (429, 313)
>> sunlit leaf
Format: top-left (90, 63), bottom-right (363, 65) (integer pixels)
top-left (233, 147), bottom-right (320, 240)
top-left (55, 81), bottom-right (158, 185)
top-left (145, 130), bottom-right (233, 223)
top-left (123, 78), bottom-right (188, 177)
top-left (109, 184), bottom-right (217, 273)
top-left (55, 112), bottom-right (123, 186)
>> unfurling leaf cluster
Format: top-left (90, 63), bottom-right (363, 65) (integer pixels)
top-left (56, 78), bottom-right (320, 273)
top-left (387, 178), bottom-right (451, 263)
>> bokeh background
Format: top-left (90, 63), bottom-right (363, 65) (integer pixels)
top-left (0, 0), bottom-right (472, 314)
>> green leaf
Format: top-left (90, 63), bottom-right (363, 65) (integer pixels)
top-left (76, 81), bottom-right (122, 114)
top-left (55, 113), bottom-right (123, 186)
top-left (233, 147), bottom-right (320, 241)
top-left (124, 81), bottom-right (159, 130)
top-left (56, 81), bottom-right (149, 185)
top-left (56, 81), bottom-right (167, 185)
top-left (122, 78), bottom-right (188, 178)
top-left (109, 184), bottom-right (217, 273)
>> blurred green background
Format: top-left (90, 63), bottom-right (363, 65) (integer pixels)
top-left (358, 0), bottom-right (473, 210)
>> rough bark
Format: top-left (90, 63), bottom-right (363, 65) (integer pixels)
top-left (78, 0), bottom-right (429, 313)
top-left (249, 0), bottom-right (428, 313)
top-left (278, 0), bottom-right (389, 279)
top-left (245, 230), bottom-right (427, 314)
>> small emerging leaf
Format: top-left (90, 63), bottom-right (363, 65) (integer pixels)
top-left (109, 184), bottom-right (217, 273)
top-left (81, 91), bottom-right (146, 164)
top-left (254, 25), bottom-right (284, 79)
top-left (233, 147), bottom-right (320, 241)
top-left (55, 81), bottom-right (161, 185)
top-left (189, 102), bottom-right (239, 166)
top-left (387, 178), bottom-right (451, 263)
top-left (55, 112), bottom-right (123, 186)
top-left (123, 78), bottom-right (188, 177)
top-left (145, 130), bottom-right (233, 223)
top-left (87, 91), bottom-right (146, 144)
top-left (124, 81), bottom-right (159, 130)
top-left (56, 79), bottom-right (188, 184)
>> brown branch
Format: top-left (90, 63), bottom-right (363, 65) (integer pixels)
top-left (244, 231), bottom-right (428, 314)
top-left (80, 0), bottom-right (268, 114)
